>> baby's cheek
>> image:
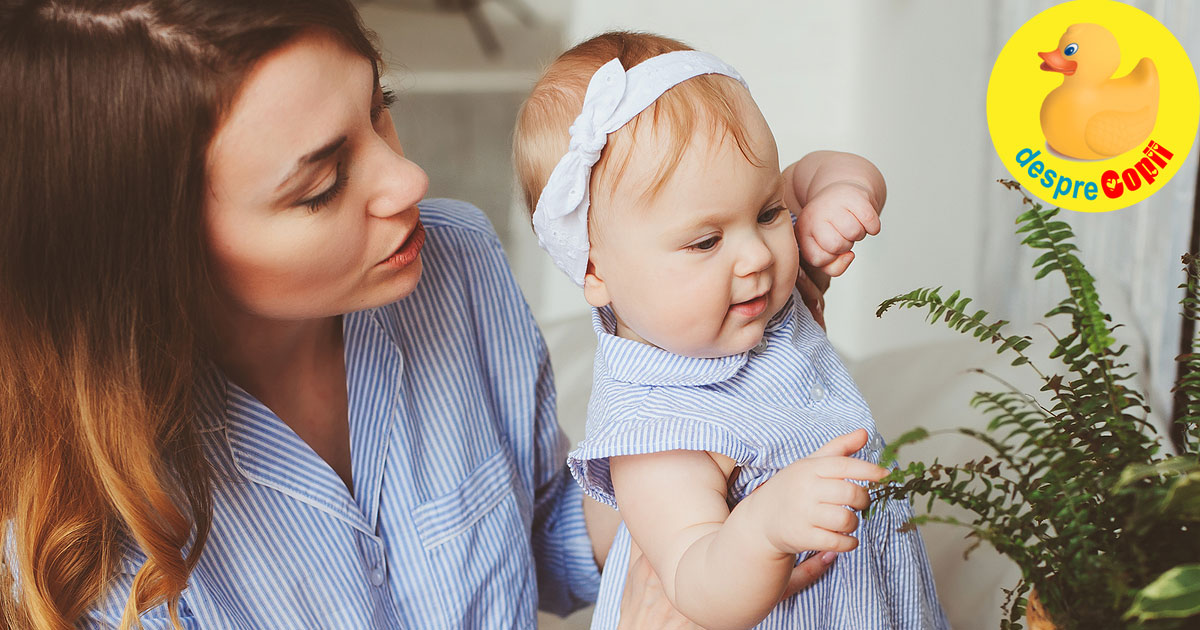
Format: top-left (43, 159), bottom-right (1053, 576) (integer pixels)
top-left (784, 251), bottom-right (802, 287)
top-left (693, 297), bottom-right (739, 353)
top-left (646, 302), bottom-right (715, 355)
top-left (774, 231), bottom-right (802, 282)
top-left (636, 262), bottom-right (729, 353)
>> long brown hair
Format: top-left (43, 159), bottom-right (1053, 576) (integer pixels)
top-left (0, 2), bottom-right (379, 628)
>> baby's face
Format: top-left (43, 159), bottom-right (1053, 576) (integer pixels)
top-left (584, 97), bottom-right (798, 359)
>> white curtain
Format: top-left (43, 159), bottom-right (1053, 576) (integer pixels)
top-left (977, 0), bottom-right (1200, 439)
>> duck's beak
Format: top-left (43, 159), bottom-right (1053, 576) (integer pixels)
top-left (1039, 49), bottom-right (1077, 75)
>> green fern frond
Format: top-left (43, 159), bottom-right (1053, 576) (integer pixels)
top-left (873, 183), bottom-right (1199, 628)
top-left (877, 288), bottom-right (1034, 366)
top-left (1174, 254), bottom-right (1200, 452)
top-left (1016, 205), bottom-right (1115, 352)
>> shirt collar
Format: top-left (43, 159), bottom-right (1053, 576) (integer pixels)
top-left (193, 360), bottom-right (229, 432)
top-left (592, 294), bottom-right (795, 387)
top-left (191, 306), bottom-right (401, 433)
top-left (191, 306), bottom-right (403, 534)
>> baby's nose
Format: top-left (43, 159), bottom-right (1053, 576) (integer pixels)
top-left (734, 237), bottom-right (773, 277)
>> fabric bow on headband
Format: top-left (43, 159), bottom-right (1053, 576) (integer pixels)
top-left (532, 50), bottom-right (748, 286)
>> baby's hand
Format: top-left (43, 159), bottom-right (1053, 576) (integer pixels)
top-left (742, 429), bottom-right (886, 556)
top-left (794, 182), bottom-right (881, 277)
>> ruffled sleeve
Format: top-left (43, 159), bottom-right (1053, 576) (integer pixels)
top-left (567, 390), bottom-right (759, 508)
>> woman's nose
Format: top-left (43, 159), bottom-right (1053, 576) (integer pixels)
top-left (733, 234), bottom-right (774, 277)
top-left (366, 144), bottom-right (429, 219)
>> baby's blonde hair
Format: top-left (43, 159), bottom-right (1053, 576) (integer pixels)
top-left (513, 31), bottom-right (763, 229)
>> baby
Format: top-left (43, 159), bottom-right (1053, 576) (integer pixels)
top-left (515, 32), bottom-right (948, 629)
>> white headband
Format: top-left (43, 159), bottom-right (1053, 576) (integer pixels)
top-left (531, 50), bottom-right (748, 286)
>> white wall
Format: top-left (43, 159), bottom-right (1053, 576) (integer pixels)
top-left (545, 0), bottom-right (996, 361)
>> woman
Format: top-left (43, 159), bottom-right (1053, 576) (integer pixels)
top-left (0, 1), bottom-right (843, 628)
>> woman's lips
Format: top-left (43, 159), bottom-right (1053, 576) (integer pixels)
top-left (379, 221), bottom-right (425, 269)
top-left (730, 293), bottom-right (768, 318)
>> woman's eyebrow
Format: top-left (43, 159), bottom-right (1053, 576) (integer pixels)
top-left (275, 135), bottom-right (348, 194)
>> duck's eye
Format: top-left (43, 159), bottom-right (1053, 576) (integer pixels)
top-left (1064, 43), bottom-right (1078, 56)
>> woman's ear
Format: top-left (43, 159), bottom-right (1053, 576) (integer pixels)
top-left (582, 259), bottom-right (611, 308)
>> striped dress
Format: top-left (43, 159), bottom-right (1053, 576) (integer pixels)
top-left (73, 199), bottom-right (600, 629)
top-left (568, 296), bottom-right (949, 629)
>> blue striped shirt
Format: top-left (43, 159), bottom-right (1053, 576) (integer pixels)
top-left (77, 199), bottom-right (601, 629)
top-left (568, 296), bottom-right (949, 629)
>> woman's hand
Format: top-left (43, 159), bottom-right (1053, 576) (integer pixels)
top-left (617, 541), bottom-right (838, 629)
top-left (794, 269), bottom-right (826, 330)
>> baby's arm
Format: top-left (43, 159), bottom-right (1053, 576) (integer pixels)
top-left (783, 151), bottom-right (886, 291)
top-left (609, 430), bottom-right (886, 630)
top-left (582, 493), bottom-right (621, 569)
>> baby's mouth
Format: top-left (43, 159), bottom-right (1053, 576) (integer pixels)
top-left (730, 293), bottom-right (769, 319)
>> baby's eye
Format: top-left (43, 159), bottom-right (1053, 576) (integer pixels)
top-left (1063, 43), bottom-right (1078, 56)
top-left (758, 206), bottom-right (785, 224)
top-left (689, 236), bottom-right (720, 251)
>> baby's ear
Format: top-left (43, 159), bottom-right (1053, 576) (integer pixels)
top-left (582, 260), bottom-right (611, 308)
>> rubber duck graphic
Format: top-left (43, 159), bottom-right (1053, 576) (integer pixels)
top-left (1038, 23), bottom-right (1158, 160)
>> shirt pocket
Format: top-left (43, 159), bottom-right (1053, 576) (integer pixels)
top-left (410, 448), bottom-right (535, 628)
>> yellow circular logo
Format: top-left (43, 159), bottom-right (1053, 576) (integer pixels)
top-left (987, 0), bottom-right (1199, 212)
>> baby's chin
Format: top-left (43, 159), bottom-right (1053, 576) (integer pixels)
top-left (725, 330), bottom-right (767, 356)
top-left (662, 326), bottom-right (766, 359)
top-left (625, 311), bottom-right (771, 358)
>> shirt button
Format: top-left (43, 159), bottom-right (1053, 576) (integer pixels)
top-left (369, 567), bottom-right (386, 587)
top-left (868, 433), bottom-right (884, 453)
top-left (810, 382), bottom-right (826, 402)
top-left (751, 338), bottom-right (768, 354)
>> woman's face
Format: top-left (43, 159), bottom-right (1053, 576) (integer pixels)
top-left (205, 29), bottom-right (428, 323)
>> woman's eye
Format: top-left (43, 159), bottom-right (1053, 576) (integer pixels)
top-left (758, 206), bottom-right (785, 224)
top-left (299, 164), bottom-right (347, 214)
top-left (689, 236), bottom-right (720, 251)
top-left (371, 88), bottom-right (397, 124)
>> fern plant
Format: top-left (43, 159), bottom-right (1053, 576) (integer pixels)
top-left (873, 182), bottom-right (1200, 629)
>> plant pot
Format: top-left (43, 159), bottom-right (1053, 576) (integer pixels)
top-left (1028, 590), bottom-right (1055, 630)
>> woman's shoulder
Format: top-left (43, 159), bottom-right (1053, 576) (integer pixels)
top-left (374, 198), bottom-right (531, 331)
top-left (73, 534), bottom-right (198, 628)
top-left (409, 197), bottom-right (527, 292)
top-left (414, 198), bottom-right (513, 280)
top-left (417, 198), bottom-right (501, 242)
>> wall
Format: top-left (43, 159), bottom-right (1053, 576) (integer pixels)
top-left (558, 0), bottom-right (1200, 433)
top-left (549, 0), bottom-right (995, 361)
